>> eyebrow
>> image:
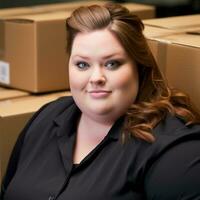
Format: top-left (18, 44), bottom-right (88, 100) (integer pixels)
top-left (71, 53), bottom-right (125, 60)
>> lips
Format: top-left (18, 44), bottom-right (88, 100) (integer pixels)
top-left (88, 90), bottom-right (111, 93)
top-left (87, 90), bottom-right (112, 98)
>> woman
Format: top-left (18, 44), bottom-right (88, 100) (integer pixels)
top-left (1, 3), bottom-right (200, 199)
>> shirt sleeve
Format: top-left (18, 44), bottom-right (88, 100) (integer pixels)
top-left (0, 102), bottom-right (51, 199)
top-left (144, 137), bottom-right (200, 199)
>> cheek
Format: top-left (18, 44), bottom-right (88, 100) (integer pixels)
top-left (112, 67), bottom-right (139, 105)
top-left (69, 67), bottom-right (88, 91)
top-left (69, 67), bottom-right (79, 90)
top-left (113, 70), bottom-right (138, 92)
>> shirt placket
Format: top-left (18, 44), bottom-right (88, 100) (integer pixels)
top-left (53, 130), bottom-right (116, 199)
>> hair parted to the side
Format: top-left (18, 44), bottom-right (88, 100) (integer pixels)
top-left (66, 3), bottom-right (200, 142)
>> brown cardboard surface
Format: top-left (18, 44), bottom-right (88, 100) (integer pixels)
top-left (0, 7), bottom-right (31, 17)
top-left (0, 112), bottom-right (33, 184)
top-left (29, 1), bottom-right (155, 20)
top-left (1, 11), bottom-right (71, 92)
top-left (144, 24), bottom-right (200, 110)
top-left (160, 31), bottom-right (200, 48)
top-left (143, 14), bottom-right (200, 30)
top-left (144, 25), bottom-right (178, 38)
top-left (0, 7), bottom-right (39, 59)
top-left (0, 86), bottom-right (5, 90)
top-left (0, 1), bottom-right (106, 18)
top-left (124, 3), bottom-right (155, 19)
top-left (0, 1), bottom-right (155, 59)
top-left (0, 1), bottom-right (155, 93)
top-left (29, 1), bottom-right (108, 12)
top-left (144, 15), bottom-right (200, 109)
top-left (0, 2), bottom-right (105, 58)
top-left (0, 91), bottom-right (71, 182)
top-left (9, 11), bottom-right (72, 21)
top-left (0, 86), bottom-right (29, 101)
top-left (159, 33), bottom-right (200, 110)
top-left (144, 25), bottom-right (178, 74)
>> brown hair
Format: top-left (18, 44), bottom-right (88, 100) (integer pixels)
top-left (66, 3), bottom-right (200, 142)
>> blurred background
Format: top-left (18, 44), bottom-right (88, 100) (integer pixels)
top-left (0, 0), bottom-right (200, 17)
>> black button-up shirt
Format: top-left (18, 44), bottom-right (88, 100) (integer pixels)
top-left (1, 96), bottom-right (200, 199)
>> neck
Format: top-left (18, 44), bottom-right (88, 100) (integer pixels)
top-left (77, 113), bottom-right (114, 138)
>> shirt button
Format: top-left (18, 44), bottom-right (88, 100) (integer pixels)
top-left (48, 195), bottom-right (55, 200)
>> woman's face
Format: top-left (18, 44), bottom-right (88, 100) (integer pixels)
top-left (69, 29), bottom-right (139, 124)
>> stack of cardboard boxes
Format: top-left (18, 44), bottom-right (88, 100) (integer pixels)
top-left (0, 86), bottom-right (29, 100)
top-left (0, 1), bottom-right (155, 93)
top-left (0, 90), bottom-right (71, 183)
top-left (143, 14), bottom-right (200, 111)
top-left (0, 1), bottom-right (156, 183)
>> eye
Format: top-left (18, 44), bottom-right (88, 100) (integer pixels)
top-left (105, 60), bottom-right (121, 70)
top-left (75, 61), bottom-right (89, 70)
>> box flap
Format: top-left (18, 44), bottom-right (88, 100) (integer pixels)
top-left (30, 0), bottom-right (107, 12)
top-left (0, 87), bottom-right (29, 101)
top-left (152, 30), bottom-right (200, 48)
top-left (144, 14), bottom-right (200, 30)
top-left (144, 25), bottom-right (177, 38)
top-left (0, 7), bottom-right (31, 18)
top-left (164, 32), bottom-right (200, 48)
top-left (124, 3), bottom-right (155, 11)
top-left (4, 11), bottom-right (71, 23)
top-left (0, 91), bottom-right (71, 117)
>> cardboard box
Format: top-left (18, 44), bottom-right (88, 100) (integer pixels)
top-left (123, 3), bottom-right (155, 19)
top-left (144, 14), bottom-right (200, 30)
top-left (152, 32), bottom-right (200, 110)
top-left (0, 7), bottom-right (32, 17)
top-left (0, 7), bottom-right (35, 59)
top-left (1, 11), bottom-right (72, 93)
top-left (0, 86), bottom-right (29, 101)
top-left (29, 1), bottom-right (108, 12)
top-left (30, 1), bottom-right (155, 20)
top-left (0, 91), bottom-right (71, 182)
top-left (0, 1), bottom-right (155, 93)
top-left (143, 15), bottom-right (200, 110)
top-left (0, 2), bottom-right (103, 60)
top-left (143, 25), bottom-right (178, 73)
top-left (0, 2), bottom-right (108, 57)
top-left (0, 1), bottom-right (155, 58)
top-left (1, 7), bottom-right (66, 59)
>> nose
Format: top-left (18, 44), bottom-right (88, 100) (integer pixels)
top-left (89, 66), bottom-right (106, 85)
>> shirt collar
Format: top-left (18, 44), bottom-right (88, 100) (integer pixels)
top-left (53, 102), bottom-right (81, 137)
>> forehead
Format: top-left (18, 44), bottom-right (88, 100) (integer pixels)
top-left (70, 29), bottom-right (126, 57)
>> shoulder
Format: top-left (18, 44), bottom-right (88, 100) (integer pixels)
top-left (139, 113), bottom-right (200, 160)
top-left (29, 95), bottom-right (75, 122)
top-left (37, 95), bottom-right (75, 116)
top-left (130, 113), bottom-right (200, 154)
top-left (127, 114), bottom-right (200, 197)
top-left (21, 95), bottom-right (77, 140)
top-left (144, 114), bottom-right (200, 198)
top-left (152, 113), bottom-right (200, 150)
top-left (128, 114), bottom-right (200, 180)
top-left (16, 95), bottom-right (78, 158)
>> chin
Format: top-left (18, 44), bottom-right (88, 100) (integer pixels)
top-left (89, 107), bottom-right (112, 115)
top-left (90, 106), bottom-right (123, 120)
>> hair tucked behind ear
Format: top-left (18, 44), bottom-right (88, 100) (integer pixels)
top-left (66, 3), bottom-right (200, 143)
